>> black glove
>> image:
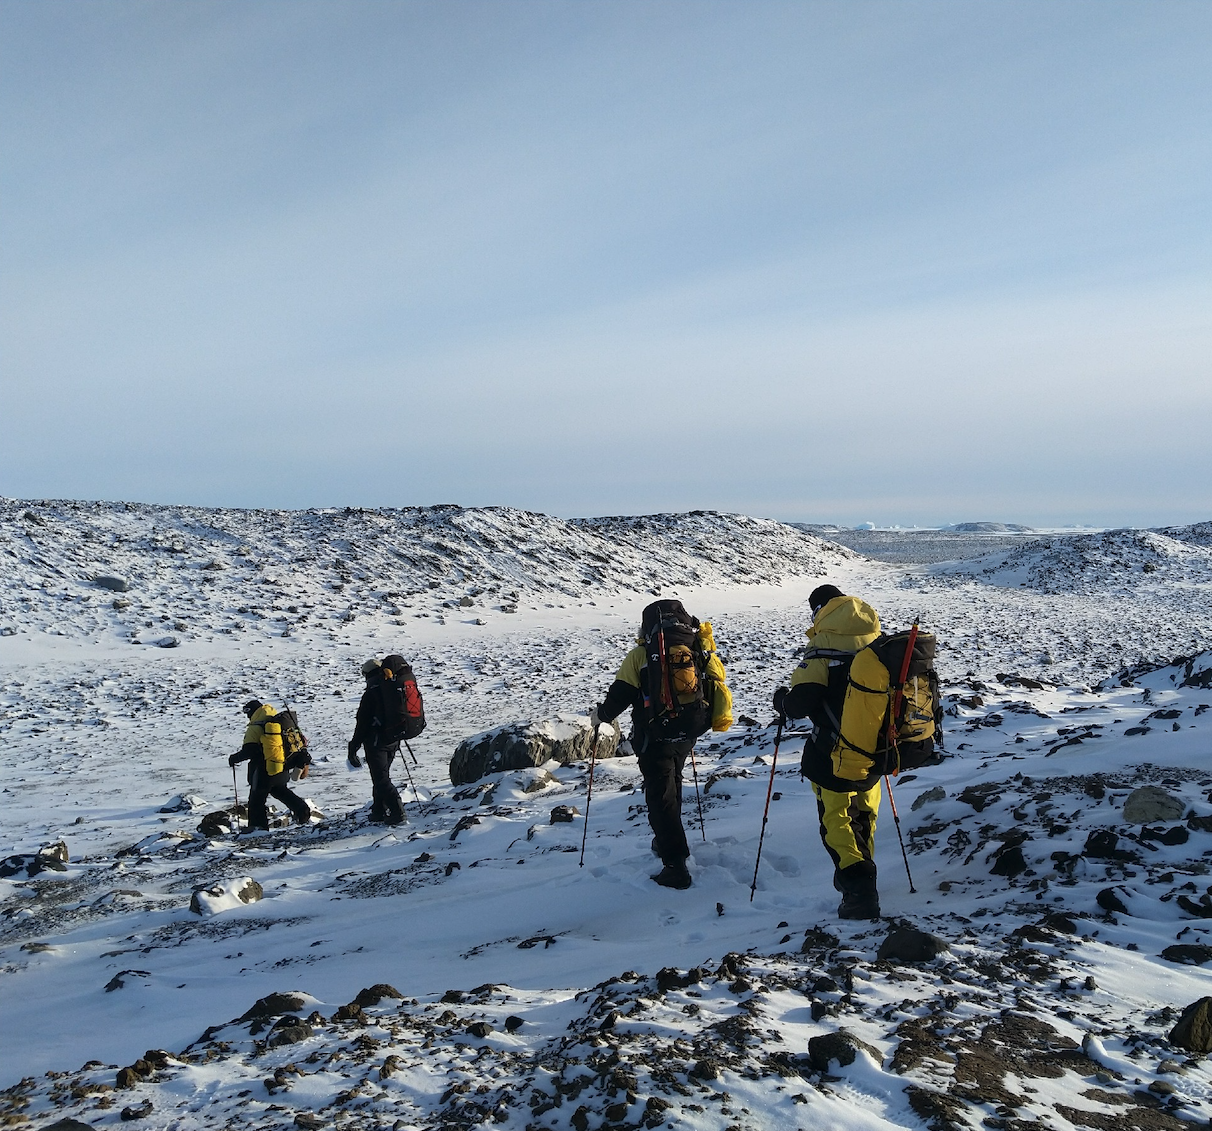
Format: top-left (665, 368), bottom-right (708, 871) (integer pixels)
top-left (286, 750), bottom-right (312, 771)
top-left (772, 686), bottom-right (789, 718)
top-left (347, 741), bottom-right (362, 769)
top-left (228, 752), bottom-right (245, 768)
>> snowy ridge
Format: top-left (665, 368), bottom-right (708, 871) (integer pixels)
top-left (0, 500), bottom-right (849, 643)
top-left (931, 527), bottom-right (1212, 595)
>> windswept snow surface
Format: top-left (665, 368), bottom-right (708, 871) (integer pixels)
top-left (2, 502), bottom-right (1212, 1131)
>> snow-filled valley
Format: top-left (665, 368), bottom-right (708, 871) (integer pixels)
top-left (3, 500), bottom-right (1212, 1131)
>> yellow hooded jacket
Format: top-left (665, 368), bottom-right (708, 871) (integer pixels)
top-left (789, 595), bottom-right (881, 692)
top-left (243, 704), bottom-right (286, 776)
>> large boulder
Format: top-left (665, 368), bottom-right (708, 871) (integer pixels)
top-left (1169, 997), bottom-right (1212, 1053)
top-left (1123, 786), bottom-right (1185, 824)
top-left (449, 715), bottom-right (620, 785)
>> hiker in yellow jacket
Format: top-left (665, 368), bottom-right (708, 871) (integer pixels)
top-left (772, 585), bottom-right (884, 919)
top-left (229, 700), bottom-right (312, 830)
top-left (591, 600), bottom-right (733, 890)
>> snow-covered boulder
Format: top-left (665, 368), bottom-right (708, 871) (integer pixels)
top-left (0, 840), bottom-right (69, 879)
top-left (449, 715), bottom-right (620, 785)
top-left (159, 793), bottom-right (207, 814)
top-left (93, 574), bottom-right (129, 592)
top-left (189, 877), bottom-right (264, 916)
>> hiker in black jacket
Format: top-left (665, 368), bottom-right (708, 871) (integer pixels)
top-left (348, 659), bottom-right (405, 825)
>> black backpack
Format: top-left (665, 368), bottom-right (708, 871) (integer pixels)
top-left (640, 600), bottom-right (711, 741)
top-left (374, 654), bottom-right (426, 744)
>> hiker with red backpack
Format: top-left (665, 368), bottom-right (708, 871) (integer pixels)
top-left (772, 584), bottom-right (942, 920)
top-left (591, 600), bottom-right (733, 890)
top-left (348, 655), bottom-right (426, 826)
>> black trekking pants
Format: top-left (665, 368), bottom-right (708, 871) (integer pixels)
top-left (366, 745), bottom-right (404, 823)
top-left (248, 764), bottom-right (311, 828)
top-left (638, 739), bottom-right (693, 866)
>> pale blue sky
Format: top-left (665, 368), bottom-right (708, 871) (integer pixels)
top-left (2, 0), bottom-right (1210, 527)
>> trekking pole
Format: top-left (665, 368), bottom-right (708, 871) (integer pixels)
top-left (232, 765), bottom-right (242, 831)
top-left (578, 724), bottom-right (601, 868)
top-left (884, 619), bottom-right (920, 895)
top-left (689, 747), bottom-right (707, 842)
top-left (403, 738), bottom-right (419, 766)
top-left (884, 777), bottom-right (916, 894)
top-left (749, 716), bottom-right (785, 901)
top-left (399, 755), bottom-right (423, 815)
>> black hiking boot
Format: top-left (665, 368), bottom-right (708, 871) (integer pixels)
top-left (652, 861), bottom-right (692, 890)
top-left (836, 861), bottom-right (880, 920)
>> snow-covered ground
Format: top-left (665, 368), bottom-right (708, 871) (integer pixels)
top-left (2, 501), bottom-right (1212, 1131)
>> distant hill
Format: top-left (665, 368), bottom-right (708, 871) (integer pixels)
top-left (0, 500), bottom-right (849, 643)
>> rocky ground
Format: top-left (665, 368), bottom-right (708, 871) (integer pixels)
top-left (2, 503), bottom-right (1212, 1131)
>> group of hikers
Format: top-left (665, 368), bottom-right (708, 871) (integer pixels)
top-left (230, 584), bottom-right (940, 921)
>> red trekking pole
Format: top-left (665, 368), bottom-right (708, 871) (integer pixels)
top-left (884, 620), bottom-right (919, 894)
top-left (749, 716), bottom-right (785, 901)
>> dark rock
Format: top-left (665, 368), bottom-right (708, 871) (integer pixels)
top-left (1161, 944), bottom-right (1212, 965)
top-left (294, 1114), bottom-right (326, 1129)
top-left (332, 1003), bottom-right (366, 1023)
top-left (197, 810), bottom-right (239, 837)
top-left (1041, 912), bottom-right (1078, 934)
top-left (912, 786), bottom-right (947, 811)
top-left (1083, 830), bottom-right (1139, 862)
top-left (504, 1015), bottom-right (524, 1032)
top-left (1177, 894), bottom-right (1212, 919)
top-left (689, 1059), bottom-right (720, 1080)
top-left (801, 927), bottom-right (839, 952)
top-left (996, 672), bottom-right (1046, 689)
top-left (1169, 997), bottom-right (1212, 1053)
top-left (42, 1121), bottom-right (99, 1131)
top-left (549, 805), bottom-right (578, 823)
top-left (1096, 887), bottom-right (1130, 914)
top-left (1141, 825), bottom-right (1189, 846)
top-left (1123, 786), bottom-right (1186, 823)
top-left (353, 983), bottom-right (403, 1007)
top-left (466, 1021), bottom-right (493, 1038)
top-left (105, 970), bottom-right (152, 993)
top-left (808, 1029), bottom-right (882, 1071)
top-left (878, 926), bottom-right (950, 963)
top-left (239, 992), bottom-right (308, 1021)
top-left (119, 1100), bottom-right (153, 1121)
top-left (267, 1024), bottom-right (312, 1047)
top-left (957, 783), bottom-right (1001, 812)
top-left (990, 844), bottom-right (1027, 877)
top-left (1188, 814), bottom-right (1212, 832)
top-left (94, 575), bottom-right (129, 592)
top-left (656, 966), bottom-right (703, 993)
